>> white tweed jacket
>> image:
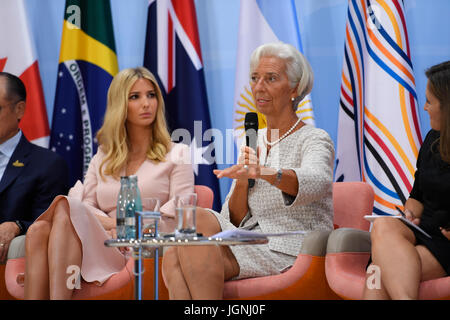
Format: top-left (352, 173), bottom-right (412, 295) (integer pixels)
top-left (220, 124), bottom-right (335, 257)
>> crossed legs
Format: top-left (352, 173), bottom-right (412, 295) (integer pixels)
top-left (162, 208), bottom-right (240, 299)
top-left (363, 217), bottom-right (446, 300)
top-left (24, 198), bottom-right (82, 299)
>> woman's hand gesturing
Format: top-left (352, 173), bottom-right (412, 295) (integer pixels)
top-left (213, 146), bottom-right (260, 180)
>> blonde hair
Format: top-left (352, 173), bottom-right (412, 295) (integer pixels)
top-left (96, 67), bottom-right (172, 180)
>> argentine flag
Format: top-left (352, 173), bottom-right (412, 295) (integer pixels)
top-left (232, 0), bottom-right (315, 146)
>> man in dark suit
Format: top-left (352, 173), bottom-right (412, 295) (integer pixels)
top-left (0, 72), bottom-right (68, 262)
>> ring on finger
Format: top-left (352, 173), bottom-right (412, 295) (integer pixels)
top-left (243, 164), bottom-right (249, 171)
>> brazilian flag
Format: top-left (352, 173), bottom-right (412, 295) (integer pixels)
top-left (50, 0), bottom-right (118, 186)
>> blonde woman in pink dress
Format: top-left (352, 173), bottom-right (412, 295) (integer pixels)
top-left (23, 67), bottom-right (194, 299)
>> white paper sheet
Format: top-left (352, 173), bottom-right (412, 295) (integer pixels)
top-left (212, 229), bottom-right (308, 239)
top-left (364, 215), bottom-right (432, 238)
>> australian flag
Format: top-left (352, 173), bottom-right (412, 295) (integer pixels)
top-left (144, 0), bottom-right (222, 211)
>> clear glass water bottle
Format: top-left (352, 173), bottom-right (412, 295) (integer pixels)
top-left (125, 175), bottom-right (142, 239)
top-left (116, 176), bottom-right (129, 239)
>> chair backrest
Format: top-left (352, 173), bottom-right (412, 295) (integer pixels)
top-left (333, 182), bottom-right (374, 231)
top-left (194, 185), bottom-right (214, 209)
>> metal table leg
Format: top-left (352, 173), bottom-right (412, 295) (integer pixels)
top-left (154, 248), bottom-right (159, 300)
top-left (134, 247), bottom-right (142, 300)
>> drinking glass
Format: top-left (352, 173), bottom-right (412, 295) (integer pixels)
top-left (174, 193), bottom-right (197, 238)
top-left (136, 197), bottom-right (161, 239)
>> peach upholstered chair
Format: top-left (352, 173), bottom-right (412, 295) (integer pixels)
top-left (325, 184), bottom-right (450, 300)
top-left (222, 182), bottom-right (373, 299)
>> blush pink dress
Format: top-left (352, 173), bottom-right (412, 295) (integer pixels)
top-left (36, 142), bottom-right (194, 285)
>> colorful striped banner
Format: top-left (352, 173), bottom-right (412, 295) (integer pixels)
top-left (335, 0), bottom-right (422, 215)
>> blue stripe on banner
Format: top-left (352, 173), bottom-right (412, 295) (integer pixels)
top-left (373, 207), bottom-right (391, 215)
top-left (363, 151), bottom-right (400, 199)
top-left (348, 5), bottom-right (368, 183)
top-left (365, 0), bottom-right (412, 69)
top-left (344, 46), bottom-right (362, 177)
top-left (348, 4), bottom-right (365, 86)
top-left (352, 0), bottom-right (417, 100)
top-left (256, 0), bottom-right (301, 50)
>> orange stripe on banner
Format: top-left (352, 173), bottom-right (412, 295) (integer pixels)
top-left (364, 2), bottom-right (414, 84)
top-left (374, 0), bottom-right (419, 157)
top-left (19, 61), bottom-right (50, 141)
top-left (346, 26), bottom-right (364, 179)
top-left (342, 72), bottom-right (352, 93)
top-left (377, 0), bottom-right (402, 49)
top-left (379, 0), bottom-right (420, 158)
top-left (374, 193), bottom-right (397, 210)
top-left (366, 29), bottom-right (414, 83)
top-left (364, 108), bottom-right (415, 177)
top-left (399, 86), bottom-right (419, 157)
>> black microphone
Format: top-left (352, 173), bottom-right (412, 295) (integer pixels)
top-left (244, 112), bottom-right (258, 188)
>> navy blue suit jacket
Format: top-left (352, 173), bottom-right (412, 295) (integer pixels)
top-left (0, 134), bottom-right (69, 234)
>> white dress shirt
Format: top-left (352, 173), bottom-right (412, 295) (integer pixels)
top-left (0, 130), bottom-right (22, 181)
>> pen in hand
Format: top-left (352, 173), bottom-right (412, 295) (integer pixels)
top-left (395, 206), bottom-right (407, 218)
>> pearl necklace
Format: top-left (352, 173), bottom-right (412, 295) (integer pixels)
top-left (263, 118), bottom-right (302, 147)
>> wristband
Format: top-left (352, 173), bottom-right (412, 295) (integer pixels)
top-left (273, 168), bottom-right (282, 186)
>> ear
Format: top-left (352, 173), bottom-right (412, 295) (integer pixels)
top-left (290, 83), bottom-right (299, 100)
top-left (14, 101), bottom-right (26, 121)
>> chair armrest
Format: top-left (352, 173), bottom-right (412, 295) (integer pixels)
top-left (300, 230), bottom-right (332, 256)
top-left (7, 235), bottom-right (26, 259)
top-left (326, 228), bottom-right (371, 254)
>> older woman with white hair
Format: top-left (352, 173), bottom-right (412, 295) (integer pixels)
top-left (162, 41), bottom-right (335, 300)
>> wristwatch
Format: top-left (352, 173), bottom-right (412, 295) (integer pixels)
top-left (15, 220), bottom-right (24, 235)
top-left (273, 168), bottom-right (282, 186)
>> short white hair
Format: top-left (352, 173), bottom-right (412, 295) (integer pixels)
top-left (249, 42), bottom-right (314, 102)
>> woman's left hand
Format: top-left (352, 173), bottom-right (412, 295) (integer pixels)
top-left (97, 215), bottom-right (116, 231)
top-left (440, 227), bottom-right (450, 241)
top-left (214, 146), bottom-right (260, 180)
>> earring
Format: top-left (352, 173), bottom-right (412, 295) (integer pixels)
top-left (291, 97), bottom-right (295, 101)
